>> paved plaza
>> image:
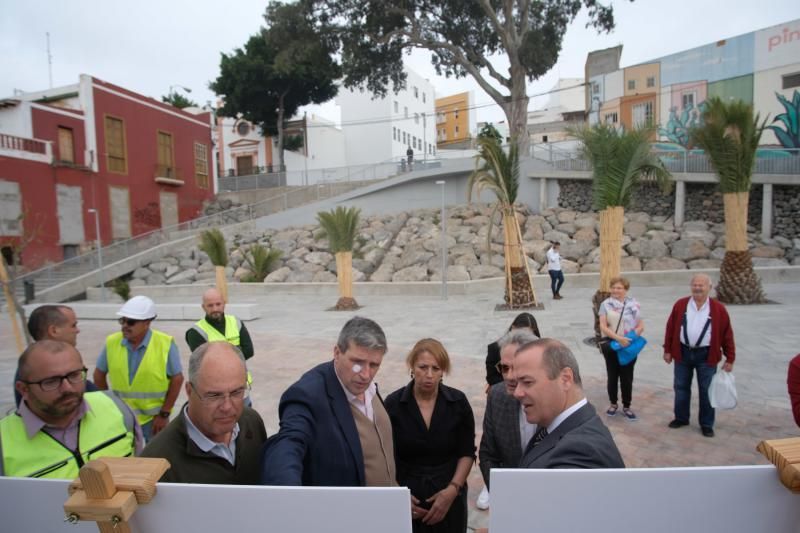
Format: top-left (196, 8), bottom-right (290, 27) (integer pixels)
top-left (1, 279), bottom-right (798, 530)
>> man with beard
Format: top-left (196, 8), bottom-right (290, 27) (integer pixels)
top-left (185, 288), bottom-right (254, 394)
top-left (1, 340), bottom-right (140, 478)
top-left (94, 296), bottom-right (184, 442)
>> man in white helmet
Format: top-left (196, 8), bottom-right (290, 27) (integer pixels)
top-left (94, 296), bottom-right (184, 442)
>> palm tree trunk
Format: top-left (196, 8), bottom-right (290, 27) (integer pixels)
top-left (717, 191), bottom-right (765, 304)
top-left (334, 251), bottom-right (359, 310)
top-left (502, 212), bottom-right (536, 307)
top-left (215, 266), bottom-right (228, 304)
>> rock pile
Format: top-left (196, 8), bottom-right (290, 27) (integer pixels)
top-left (127, 205), bottom-right (800, 287)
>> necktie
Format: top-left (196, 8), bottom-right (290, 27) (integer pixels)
top-left (532, 426), bottom-right (548, 446)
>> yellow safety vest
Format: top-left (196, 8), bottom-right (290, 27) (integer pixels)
top-left (192, 315), bottom-right (252, 386)
top-left (0, 392), bottom-right (135, 479)
top-left (106, 329), bottom-right (173, 425)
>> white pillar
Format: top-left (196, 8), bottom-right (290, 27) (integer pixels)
top-left (674, 180), bottom-right (685, 228)
top-left (539, 178), bottom-right (547, 213)
top-left (761, 183), bottom-right (773, 241)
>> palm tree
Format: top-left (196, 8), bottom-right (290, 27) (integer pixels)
top-left (467, 136), bottom-right (537, 308)
top-left (690, 97), bottom-right (768, 304)
top-left (198, 228), bottom-right (229, 303)
top-left (572, 123), bottom-right (672, 336)
top-left (317, 206), bottom-right (361, 310)
top-left (242, 245), bottom-right (282, 282)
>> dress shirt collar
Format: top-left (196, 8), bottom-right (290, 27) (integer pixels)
top-left (183, 405), bottom-right (239, 465)
top-left (334, 365), bottom-right (376, 421)
top-left (547, 397), bottom-right (588, 434)
top-left (18, 397), bottom-right (90, 441)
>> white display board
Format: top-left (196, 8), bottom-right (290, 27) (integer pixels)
top-left (490, 466), bottom-right (799, 533)
top-left (0, 478), bottom-right (412, 533)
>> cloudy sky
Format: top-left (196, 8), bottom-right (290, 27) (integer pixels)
top-left (2, 0), bottom-right (799, 125)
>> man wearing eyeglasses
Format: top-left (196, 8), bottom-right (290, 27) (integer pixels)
top-left (140, 342), bottom-right (267, 484)
top-left (1, 340), bottom-right (141, 478)
top-left (477, 329), bottom-right (539, 510)
top-left (93, 296), bottom-right (184, 442)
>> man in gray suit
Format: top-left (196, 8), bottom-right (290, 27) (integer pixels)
top-left (477, 329), bottom-right (539, 509)
top-left (514, 338), bottom-right (625, 469)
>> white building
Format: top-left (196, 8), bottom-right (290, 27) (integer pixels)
top-left (527, 77), bottom-right (586, 144)
top-left (336, 67), bottom-right (436, 167)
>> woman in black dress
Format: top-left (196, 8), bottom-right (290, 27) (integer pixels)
top-left (384, 339), bottom-right (475, 533)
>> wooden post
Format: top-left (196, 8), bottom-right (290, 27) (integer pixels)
top-left (723, 191), bottom-right (749, 252)
top-left (215, 266), bottom-right (228, 303)
top-left (0, 256), bottom-right (25, 353)
top-left (598, 206), bottom-right (624, 292)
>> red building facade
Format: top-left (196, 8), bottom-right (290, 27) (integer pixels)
top-left (0, 75), bottom-right (214, 271)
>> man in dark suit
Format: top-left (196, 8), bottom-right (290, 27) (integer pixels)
top-left (478, 329), bottom-right (539, 509)
top-left (261, 316), bottom-right (396, 486)
top-left (514, 338), bottom-right (625, 469)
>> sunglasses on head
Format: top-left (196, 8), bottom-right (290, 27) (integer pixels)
top-left (118, 317), bottom-right (144, 326)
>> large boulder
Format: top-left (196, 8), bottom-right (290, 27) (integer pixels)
top-left (573, 227), bottom-right (597, 243)
top-left (453, 253), bottom-right (480, 267)
top-left (688, 259), bottom-right (722, 269)
top-left (468, 264), bottom-right (504, 280)
top-left (132, 267), bottom-right (151, 279)
top-left (397, 245), bottom-right (434, 270)
top-left (624, 221), bottom-right (648, 239)
top-left (555, 223), bottom-right (576, 235)
top-left (580, 263), bottom-right (601, 273)
top-left (681, 220), bottom-right (709, 231)
top-left (422, 235), bottom-right (457, 252)
top-left (523, 240), bottom-right (552, 264)
top-left (392, 265), bottom-right (428, 282)
top-left (559, 241), bottom-right (595, 261)
top-left (645, 229), bottom-right (680, 244)
top-left (286, 270), bottom-right (314, 282)
top-left (164, 265), bottom-right (181, 279)
top-left (750, 245), bottom-right (784, 258)
top-left (751, 257), bottom-right (790, 267)
top-left (680, 230), bottom-right (716, 247)
top-left (145, 273), bottom-right (166, 285)
top-left (643, 257), bottom-right (686, 271)
top-left (670, 239), bottom-right (711, 261)
top-left (430, 265), bottom-right (471, 282)
top-left (167, 268), bottom-right (197, 285)
top-left (147, 261), bottom-right (170, 273)
top-left (543, 230), bottom-right (570, 244)
top-left (264, 267), bottom-right (291, 282)
top-left (305, 251), bottom-right (334, 265)
top-left (556, 210), bottom-right (577, 223)
top-left (620, 256), bottom-right (642, 271)
top-left (370, 264), bottom-right (395, 282)
top-left (627, 238), bottom-right (669, 259)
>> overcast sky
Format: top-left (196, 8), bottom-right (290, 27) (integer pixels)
top-left (2, 1), bottom-right (799, 126)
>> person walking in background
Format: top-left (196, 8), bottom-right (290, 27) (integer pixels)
top-left (598, 276), bottom-right (644, 421)
top-left (663, 274), bottom-right (735, 438)
top-left (546, 241), bottom-right (564, 299)
top-left (407, 146), bottom-right (414, 170)
top-left (384, 339), bottom-right (475, 532)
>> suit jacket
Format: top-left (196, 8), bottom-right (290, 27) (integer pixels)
top-left (261, 361), bottom-right (373, 486)
top-left (519, 403), bottom-right (625, 469)
top-left (479, 382), bottom-right (524, 488)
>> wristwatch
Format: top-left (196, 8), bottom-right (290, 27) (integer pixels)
top-left (158, 410), bottom-right (171, 418)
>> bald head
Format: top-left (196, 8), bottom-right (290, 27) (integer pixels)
top-left (201, 288), bottom-right (226, 321)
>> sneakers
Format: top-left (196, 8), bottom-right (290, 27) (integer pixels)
top-left (553, 293), bottom-right (563, 300)
top-left (606, 404), bottom-right (618, 416)
top-left (622, 408), bottom-right (637, 421)
top-left (668, 419), bottom-right (689, 428)
top-left (476, 486), bottom-right (490, 510)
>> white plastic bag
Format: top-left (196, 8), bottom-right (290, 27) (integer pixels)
top-left (709, 370), bottom-right (737, 409)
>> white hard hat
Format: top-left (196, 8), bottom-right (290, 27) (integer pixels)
top-left (117, 295), bottom-right (157, 320)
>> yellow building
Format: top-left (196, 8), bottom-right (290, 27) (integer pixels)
top-left (435, 92), bottom-right (473, 148)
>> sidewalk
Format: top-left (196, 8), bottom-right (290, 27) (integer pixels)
top-left (1, 280), bottom-right (797, 530)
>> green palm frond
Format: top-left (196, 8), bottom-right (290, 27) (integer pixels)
top-left (571, 123), bottom-right (672, 211)
top-left (690, 97), bottom-right (767, 193)
top-left (198, 228), bottom-right (228, 267)
top-left (316, 206), bottom-right (361, 253)
top-left (467, 136), bottom-right (520, 209)
top-left (243, 245), bottom-right (282, 282)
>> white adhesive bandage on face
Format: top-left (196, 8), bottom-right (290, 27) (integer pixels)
top-left (352, 363), bottom-right (363, 373)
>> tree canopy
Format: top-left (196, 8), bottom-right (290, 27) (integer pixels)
top-left (210, 2), bottom-right (340, 168)
top-left (306, 0), bottom-right (619, 152)
top-left (162, 92), bottom-right (198, 109)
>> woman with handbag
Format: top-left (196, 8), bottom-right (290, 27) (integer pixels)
top-left (599, 276), bottom-right (644, 421)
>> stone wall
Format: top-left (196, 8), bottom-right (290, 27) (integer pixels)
top-left (774, 185), bottom-right (800, 240)
top-left (557, 179), bottom-right (673, 217)
top-left (683, 184), bottom-right (763, 229)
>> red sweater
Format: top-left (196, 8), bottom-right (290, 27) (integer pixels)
top-left (789, 354), bottom-right (800, 427)
top-left (663, 296), bottom-right (735, 367)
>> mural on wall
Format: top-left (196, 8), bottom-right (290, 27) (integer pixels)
top-left (658, 101), bottom-right (708, 147)
top-left (766, 90), bottom-right (800, 148)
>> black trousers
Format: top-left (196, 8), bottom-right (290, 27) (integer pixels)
top-left (600, 342), bottom-right (637, 408)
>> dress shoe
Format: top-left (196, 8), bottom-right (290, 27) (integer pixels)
top-left (701, 426), bottom-right (715, 438)
top-left (476, 486), bottom-right (490, 510)
top-left (668, 419), bottom-right (688, 428)
top-left (553, 294), bottom-right (562, 300)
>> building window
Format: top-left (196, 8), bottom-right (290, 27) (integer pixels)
top-left (682, 92), bottom-right (696, 110)
top-left (592, 83), bottom-right (600, 95)
top-left (414, 113), bottom-right (419, 125)
top-left (454, 109), bottom-right (459, 119)
top-left (57, 126), bottom-right (75, 163)
top-left (236, 121), bottom-right (250, 136)
top-left (542, 135), bottom-right (549, 143)
top-left (604, 112), bottom-right (618, 124)
top-left (422, 93), bottom-right (426, 103)
top-left (627, 80), bottom-right (635, 90)
top-left (455, 125), bottom-right (459, 135)
top-left (414, 86), bottom-right (418, 98)
top-left (393, 127), bottom-right (397, 141)
top-left (104, 115), bottom-right (127, 174)
top-left (404, 106), bottom-right (408, 118)
top-left (156, 131), bottom-right (175, 177)
top-left (413, 136), bottom-right (417, 148)
top-left (632, 100), bottom-right (654, 127)
top-left (646, 76), bottom-right (655, 88)
top-left (394, 101), bottom-right (399, 113)
top-left (436, 112), bottom-right (446, 124)
top-left (194, 142), bottom-right (209, 189)
top-left (782, 72), bottom-right (800, 89)
top-left (402, 131), bottom-right (407, 144)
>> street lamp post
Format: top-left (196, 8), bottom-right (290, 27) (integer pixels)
top-left (87, 208), bottom-right (106, 302)
top-left (435, 180), bottom-right (447, 300)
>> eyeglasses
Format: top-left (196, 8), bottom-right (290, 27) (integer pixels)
top-left (23, 367), bottom-right (88, 392)
top-left (495, 362), bottom-right (512, 375)
top-left (118, 318), bottom-right (143, 326)
top-left (190, 384), bottom-right (249, 406)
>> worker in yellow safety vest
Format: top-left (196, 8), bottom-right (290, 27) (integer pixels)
top-left (1, 340), bottom-right (141, 478)
top-left (94, 296), bottom-right (184, 442)
top-left (185, 288), bottom-right (255, 401)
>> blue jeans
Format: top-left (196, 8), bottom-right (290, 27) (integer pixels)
top-left (549, 270), bottom-right (564, 295)
top-left (674, 345), bottom-right (717, 428)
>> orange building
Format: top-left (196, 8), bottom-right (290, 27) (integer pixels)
top-left (435, 92), bottom-right (474, 148)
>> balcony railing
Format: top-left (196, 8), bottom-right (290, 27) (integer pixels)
top-left (0, 133), bottom-right (48, 154)
top-left (154, 165), bottom-right (184, 185)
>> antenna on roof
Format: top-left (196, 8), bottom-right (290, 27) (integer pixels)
top-left (46, 32), bottom-right (53, 89)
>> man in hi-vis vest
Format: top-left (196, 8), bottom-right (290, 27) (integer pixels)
top-left (94, 296), bottom-right (183, 442)
top-left (185, 288), bottom-right (254, 391)
top-left (1, 340), bottom-right (141, 478)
